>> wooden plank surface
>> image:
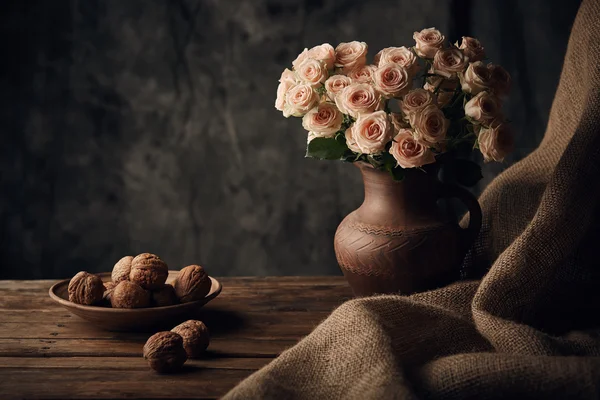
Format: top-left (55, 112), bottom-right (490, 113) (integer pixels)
top-left (0, 357), bottom-right (270, 370)
top-left (0, 277), bottom-right (351, 399)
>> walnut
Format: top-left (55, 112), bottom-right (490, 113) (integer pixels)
top-left (151, 284), bottom-right (179, 307)
top-left (111, 256), bottom-right (133, 283)
top-left (129, 253), bottom-right (168, 290)
top-left (143, 331), bottom-right (187, 373)
top-left (68, 271), bottom-right (104, 305)
top-left (102, 282), bottom-right (117, 306)
top-left (171, 320), bottom-right (210, 358)
top-left (173, 265), bottom-right (211, 303)
top-left (110, 281), bottom-right (151, 308)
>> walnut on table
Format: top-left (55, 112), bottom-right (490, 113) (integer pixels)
top-left (151, 284), bottom-right (179, 307)
top-left (110, 281), bottom-right (151, 309)
top-left (129, 253), bottom-right (168, 290)
top-left (111, 255), bottom-right (133, 283)
top-left (143, 331), bottom-right (188, 373)
top-left (171, 320), bottom-right (210, 358)
top-left (173, 265), bottom-right (211, 303)
top-left (68, 271), bottom-right (105, 306)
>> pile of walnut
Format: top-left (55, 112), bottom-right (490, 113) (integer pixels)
top-left (143, 319), bottom-right (210, 373)
top-left (67, 253), bottom-right (212, 308)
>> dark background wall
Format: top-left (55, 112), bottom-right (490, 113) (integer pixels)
top-left (0, 0), bottom-right (581, 279)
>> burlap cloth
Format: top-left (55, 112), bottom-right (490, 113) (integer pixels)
top-left (224, 1), bottom-right (600, 398)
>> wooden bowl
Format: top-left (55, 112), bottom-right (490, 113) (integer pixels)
top-left (48, 271), bottom-right (222, 332)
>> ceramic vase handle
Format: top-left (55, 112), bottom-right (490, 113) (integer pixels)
top-left (439, 183), bottom-right (482, 250)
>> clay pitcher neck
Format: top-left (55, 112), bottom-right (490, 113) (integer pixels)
top-left (356, 162), bottom-right (441, 227)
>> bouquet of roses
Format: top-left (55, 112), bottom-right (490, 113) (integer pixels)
top-left (275, 28), bottom-right (513, 183)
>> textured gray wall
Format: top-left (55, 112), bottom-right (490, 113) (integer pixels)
top-left (0, 0), bottom-right (581, 279)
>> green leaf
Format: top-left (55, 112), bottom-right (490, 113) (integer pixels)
top-left (452, 159), bottom-right (483, 186)
top-left (389, 166), bottom-right (405, 181)
top-left (378, 152), bottom-right (404, 181)
top-left (341, 150), bottom-right (357, 162)
top-left (366, 155), bottom-right (383, 168)
top-left (380, 152), bottom-right (397, 171)
top-left (342, 114), bottom-right (355, 126)
top-left (306, 137), bottom-right (349, 160)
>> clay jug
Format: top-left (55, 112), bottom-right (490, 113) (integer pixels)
top-left (334, 162), bottom-right (482, 296)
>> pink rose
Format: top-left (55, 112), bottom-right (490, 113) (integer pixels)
top-left (335, 83), bottom-right (382, 118)
top-left (459, 37), bottom-right (485, 62)
top-left (279, 68), bottom-right (299, 85)
top-left (464, 91), bottom-right (502, 125)
top-left (335, 41), bottom-right (368, 73)
top-left (307, 43), bottom-right (336, 70)
top-left (275, 69), bottom-right (300, 111)
top-left (478, 121), bottom-right (514, 162)
top-left (296, 58), bottom-right (328, 87)
top-left (409, 104), bottom-right (449, 147)
top-left (324, 75), bottom-right (353, 100)
top-left (292, 48), bottom-right (309, 69)
top-left (401, 89), bottom-right (436, 119)
top-left (373, 62), bottom-right (411, 98)
top-left (489, 64), bottom-right (511, 97)
top-left (424, 76), bottom-right (459, 107)
top-left (459, 61), bottom-right (493, 95)
top-left (432, 48), bottom-right (469, 79)
top-left (283, 84), bottom-right (320, 118)
top-left (275, 80), bottom-right (295, 111)
top-left (344, 125), bottom-right (362, 153)
top-left (352, 111), bottom-right (392, 154)
top-left (373, 46), bottom-right (419, 75)
top-left (390, 129), bottom-right (436, 168)
top-left (302, 102), bottom-right (343, 135)
top-left (348, 65), bottom-right (376, 83)
top-left (413, 28), bottom-right (445, 58)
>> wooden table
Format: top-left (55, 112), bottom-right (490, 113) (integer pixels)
top-left (0, 277), bottom-right (351, 399)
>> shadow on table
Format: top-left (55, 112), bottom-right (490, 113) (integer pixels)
top-left (104, 307), bottom-right (246, 338)
top-left (192, 307), bottom-right (247, 335)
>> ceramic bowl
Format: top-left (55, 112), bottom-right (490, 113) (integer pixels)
top-left (49, 271), bottom-right (222, 331)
